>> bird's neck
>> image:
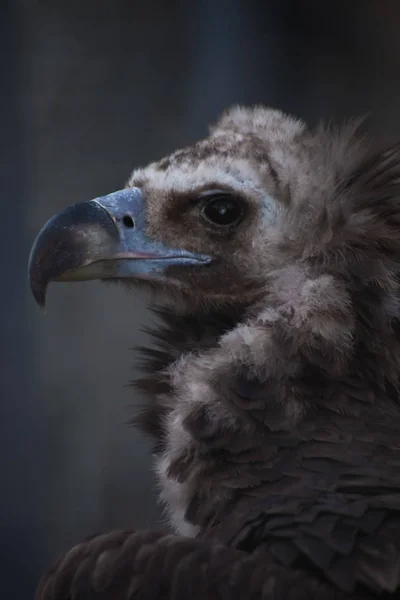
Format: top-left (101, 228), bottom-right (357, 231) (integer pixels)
top-left (133, 306), bottom-right (400, 538)
top-left (133, 306), bottom-right (245, 534)
top-left (133, 306), bottom-right (239, 451)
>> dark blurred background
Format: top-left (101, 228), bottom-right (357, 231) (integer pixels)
top-left (3, 0), bottom-right (400, 597)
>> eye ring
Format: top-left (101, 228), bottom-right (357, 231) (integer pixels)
top-left (201, 194), bottom-right (244, 227)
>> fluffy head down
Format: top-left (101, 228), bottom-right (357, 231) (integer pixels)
top-left (130, 105), bottom-right (400, 541)
top-left (126, 107), bottom-right (390, 310)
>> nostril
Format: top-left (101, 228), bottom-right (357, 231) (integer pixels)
top-left (122, 215), bottom-right (134, 229)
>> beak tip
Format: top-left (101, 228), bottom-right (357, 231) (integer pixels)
top-left (37, 297), bottom-right (47, 311)
top-left (29, 272), bottom-right (47, 310)
top-left (33, 291), bottom-right (47, 310)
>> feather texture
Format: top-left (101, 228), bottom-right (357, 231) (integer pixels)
top-left (34, 106), bottom-right (400, 598)
top-left (36, 529), bottom-right (361, 599)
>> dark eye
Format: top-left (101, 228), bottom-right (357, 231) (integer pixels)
top-left (201, 195), bottom-right (243, 227)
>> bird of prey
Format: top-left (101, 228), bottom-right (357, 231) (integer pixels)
top-left (29, 106), bottom-right (400, 599)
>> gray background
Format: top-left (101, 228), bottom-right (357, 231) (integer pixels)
top-left (3, 1), bottom-right (400, 597)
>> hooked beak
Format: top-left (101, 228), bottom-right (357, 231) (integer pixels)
top-left (28, 187), bottom-right (211, 307)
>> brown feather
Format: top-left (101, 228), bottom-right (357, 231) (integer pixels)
top-left (36, 106), bottom-right (400, 598)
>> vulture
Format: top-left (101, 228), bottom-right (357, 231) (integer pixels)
top-left (28, 105), bottom-right (400, 599)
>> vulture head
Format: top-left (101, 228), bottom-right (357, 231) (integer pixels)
top-left (29, 106), bottom-right (400, 576)
top-left (29, 108), bottom-right (316, 314)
